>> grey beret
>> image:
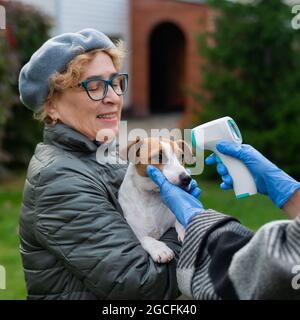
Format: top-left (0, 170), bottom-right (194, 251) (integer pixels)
top-left (18, 28), bottom-right (116, 112)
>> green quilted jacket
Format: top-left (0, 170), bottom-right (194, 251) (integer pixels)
top-left (19, 123), bottom-right (181, 300)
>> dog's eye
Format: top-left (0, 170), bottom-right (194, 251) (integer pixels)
top-left (152, 150), bottom-right (164, 164)
top-left (176, 151), bottom-right (184, 164)
top-left (158, 150), bottom-right (164, 163)
top-left (151, 150), bottom-right (165, 164)
top-left (181, 152), bottom-right (185, 164)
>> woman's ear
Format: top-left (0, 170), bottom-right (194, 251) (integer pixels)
top-left (175, 139), bottom-right (195, 165)
top-left (45, 100), bottom-right (60, 122)
top-left (119, 137), bottom-right (144, 163)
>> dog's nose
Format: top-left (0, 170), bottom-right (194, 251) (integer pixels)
top-left (179, 172), bottom-right (192, 187)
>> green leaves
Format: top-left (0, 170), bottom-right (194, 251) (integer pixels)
top-left (193, 0), bottom-right (300, 179)
top-left (0, 1), bottom-right (51, 176)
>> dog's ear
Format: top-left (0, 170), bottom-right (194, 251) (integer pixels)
top-left (175, 139), bottom-right (195, 165)
top-left (119, 137), bottom-right (144, 163)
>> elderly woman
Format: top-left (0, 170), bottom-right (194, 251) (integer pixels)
top-left (18, 28), bottom-right (182, 300)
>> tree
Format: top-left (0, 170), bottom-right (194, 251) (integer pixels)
top-left (193, 0), bottom-right (300, 178)
top-left (0, 1), bottom-right (51, 176)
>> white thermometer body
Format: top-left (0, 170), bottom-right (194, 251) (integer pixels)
top-left (191, 116), bottom-right (257, 198)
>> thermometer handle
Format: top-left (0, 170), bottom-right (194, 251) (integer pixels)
top-left (214, 150), bottom-right (257, 198)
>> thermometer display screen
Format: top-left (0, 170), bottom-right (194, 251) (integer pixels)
top-left (227, 119), bottom-right (242, 141)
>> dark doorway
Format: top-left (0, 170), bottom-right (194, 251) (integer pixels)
top-left (149, 22), bottom-right (186, 114)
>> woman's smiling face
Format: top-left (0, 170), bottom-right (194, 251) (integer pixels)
top-left (50, 51), bottom-right (124, 142)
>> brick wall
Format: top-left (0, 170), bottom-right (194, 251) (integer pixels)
top-left (130, 0), bottom-right (212, 122)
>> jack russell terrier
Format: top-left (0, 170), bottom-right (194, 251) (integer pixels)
top-left (118, 137), bottom-right (195, 263)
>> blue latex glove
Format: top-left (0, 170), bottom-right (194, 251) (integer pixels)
top-left (205, 140), bottom-right (300, 208)
top-left (147, 165), bottom-right (204, 227)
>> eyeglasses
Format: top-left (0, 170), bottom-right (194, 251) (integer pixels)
top-left (78, 73), bottom-right (128, 101)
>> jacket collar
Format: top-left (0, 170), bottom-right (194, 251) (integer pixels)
top-left (43, 123), bottom-right (98, 153)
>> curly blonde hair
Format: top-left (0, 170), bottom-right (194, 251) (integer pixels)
top-left (34, 39), bottom-right (126, 124)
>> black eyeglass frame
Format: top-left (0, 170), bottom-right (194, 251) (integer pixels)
top-left (78, 73), bottom-right (128, 101)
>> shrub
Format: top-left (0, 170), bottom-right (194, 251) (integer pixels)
top-left (0, 1), bottom-right (51, 176)
top-left (192, 0), bottom-right (300, 179)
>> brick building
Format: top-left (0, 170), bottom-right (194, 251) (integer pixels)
top-left (131, 0), bottom-right (211, 120)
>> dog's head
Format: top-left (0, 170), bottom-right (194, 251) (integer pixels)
top-left (120, 137), bottom-right (195, 191)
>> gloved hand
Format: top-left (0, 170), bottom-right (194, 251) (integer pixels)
top-left (205, 140), bottom-right (300, 208)
top-left (147, 165), bottom-right (204, 227)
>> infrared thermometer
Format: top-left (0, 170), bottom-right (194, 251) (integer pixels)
top-left (191, 116), bottom-right (257, 199)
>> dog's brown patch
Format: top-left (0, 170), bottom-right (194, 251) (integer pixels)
top-left (120, 137), bottom-right (194, 177)
top-left (135, 138), bottom-right (162, 177)
top-left (135, 138), bottom-right (183, 177)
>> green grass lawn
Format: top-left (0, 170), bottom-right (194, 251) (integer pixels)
top-left (0, 174), bottom-right (284, 300)
top-left (0, 173), bottom-right (27, 300)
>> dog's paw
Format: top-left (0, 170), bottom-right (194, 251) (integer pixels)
top-left (178, 231), bottom-right (185, 243)
top-left (141, 237), bottom-right (175, 263)
top-left (151, 243), bottom-right (175, 264)
top-left (175, 221), bottom-right (185, 243)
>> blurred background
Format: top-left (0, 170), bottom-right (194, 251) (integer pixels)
top-left (0, 0), bottom-right (299, 299)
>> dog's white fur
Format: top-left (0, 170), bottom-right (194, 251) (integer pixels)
top-left (118, 138), bottom-right (193, 263)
